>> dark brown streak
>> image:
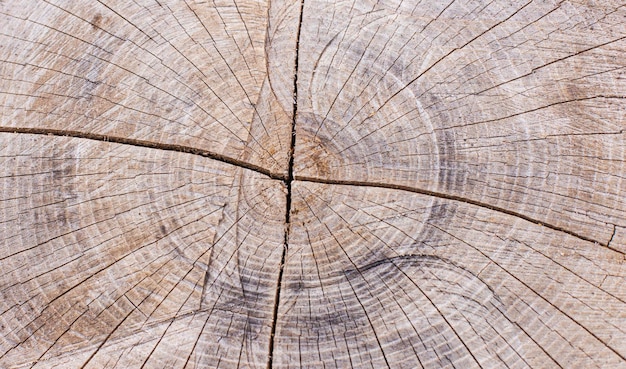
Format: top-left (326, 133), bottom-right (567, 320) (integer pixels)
top-left (607, 225), bottom-right (617, 248)
top-left (295, 175), bottom-right (623, 253)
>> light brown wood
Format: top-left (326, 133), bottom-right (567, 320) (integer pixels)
top-left (1, 0), bottom-right (625, 368)
top-left (0, 0), bottom-right (298, 176)
top-left (277, 181), bottom-right (625, 368)
top-left (0, 134), bottom-right (286, 368)
top-left (293, 0), bottom-right (626, 246)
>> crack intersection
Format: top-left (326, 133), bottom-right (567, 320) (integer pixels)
top-left (266, 0), bottom-right (305, 367)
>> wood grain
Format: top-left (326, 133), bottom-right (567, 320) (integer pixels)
top-left (0, 0), bottom-right (625, 368)
top-left (293, 0), bottom-right (626, 246)
top-left (0, 134), bottom-right (285, 368)
top-left (276, 181), bottom-right (625, 368)
top-left (0, 0), bottom-right (299, 176)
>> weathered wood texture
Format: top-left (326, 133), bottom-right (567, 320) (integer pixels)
top-left (0, 134), bottom-right (286, 367)
top-left (293, 0), bottom-right (626, 246)
top-left (0, 0), bottom-right (298, 176)
top-left (1, 0), bottom-right (625, 368)
top-left (278, 182), bottom-right (625, 368)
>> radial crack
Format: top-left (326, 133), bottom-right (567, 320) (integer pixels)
top-left (0, 127), bottom-right (286, 180)
top-left (266, 0), bottom-right (305, 368)
top-left (295, 175), bottom-right (623, 253)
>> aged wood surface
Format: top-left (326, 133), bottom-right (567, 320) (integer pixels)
top-left (0, 0), bottom-right (625, 368)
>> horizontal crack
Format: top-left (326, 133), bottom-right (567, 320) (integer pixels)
top-left (0, 127), bottom-right (287, 181)
top-left (295, 175), bottom-right (623, 254)
top-left (1, 127), bottom-right (619, 254)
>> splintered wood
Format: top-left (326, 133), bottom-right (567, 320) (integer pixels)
top-left (1, 0), bottom-right (625, 368)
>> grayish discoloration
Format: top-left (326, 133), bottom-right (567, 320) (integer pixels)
top-left (0, 0), bottom-right (625, 368)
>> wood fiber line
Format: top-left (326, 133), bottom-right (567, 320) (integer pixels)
top-left (0, 127), bottom-right (285, 180)
top-left (267, 0), bottom-right (306, 368)
top-left (0, 126), bottom-right (609, 252)
top-left (1, 0), bottom-right (625, 368)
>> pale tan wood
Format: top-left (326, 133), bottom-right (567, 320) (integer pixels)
top-left (0, 0), bottom-right (297, 176)
top-left (293, 0), bottom-right (626, 245)
top-left (277, 181), bottom-right (625, 368)
top-left (0, 133), bottom-right (286, 368)
top-left (0, 0), bottom-right (625, 368)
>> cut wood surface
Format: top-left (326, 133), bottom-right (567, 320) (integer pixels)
top-left (0, 0), bottom-right (299, 176)
top-left (0, 134), bottom-right (286, 368)
top-left (293, 0), bottom-right (626, 246)
top-left (279, 182), bottom-right (625, 368)
top-left (0, 0), bottom-right (624, 368)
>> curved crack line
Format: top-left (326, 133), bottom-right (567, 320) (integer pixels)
top-left (1, 125), bottom-right (620, 254)
top-left (294, 175), bottom-right (623, 254)
top-left (0, 127), bottom-right (287, 181)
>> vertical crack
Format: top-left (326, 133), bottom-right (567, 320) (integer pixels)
top-left (267, 0), bottom-right (305, 368)
top-left (607, 224), bottom-right (617, 248)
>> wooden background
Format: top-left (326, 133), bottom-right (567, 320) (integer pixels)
top-left (1, 0), bottom-right (625, 368)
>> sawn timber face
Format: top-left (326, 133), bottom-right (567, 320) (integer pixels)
top-left (0, 0), bottom-right (625, 369)
top-left (0, 0), bottom-right (297, 176)
top-left (293, 0), bottom-right (626, 247)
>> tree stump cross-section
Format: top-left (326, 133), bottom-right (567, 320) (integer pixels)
top-left (0, 0), bottom-right (625, 368)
